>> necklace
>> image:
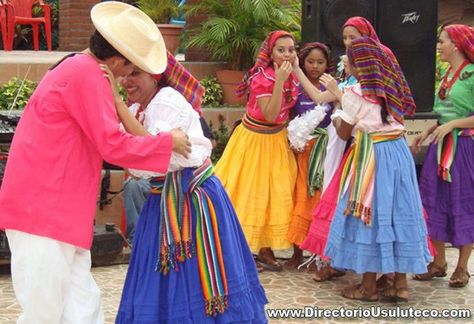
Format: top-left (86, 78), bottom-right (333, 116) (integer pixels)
top-left (438, 60), bottom-right (470, 100)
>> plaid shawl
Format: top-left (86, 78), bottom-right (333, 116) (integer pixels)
top-left (153, 51), bottom-right (205, 114)
top-left (344, 17), bottom-right (415, 118)
top-left (347, 37), bottom-right (411, 123)
top-left (298, 42), bottom-right (334, 75)
top-left (236, 30), bottom-right (298, 98)
top-left (444, 24), bottom-right (474, 63)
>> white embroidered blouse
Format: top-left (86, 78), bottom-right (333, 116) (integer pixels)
top-left (126, 87), bottom-right (212, 178)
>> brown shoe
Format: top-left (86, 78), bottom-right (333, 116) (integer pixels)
top-left (342, 284), bottom-right (379, 302)
top-left (413, 262), bottom-right (447, 281)
top-left (256, 248), bottom-right (282, 272)
top-left (376, 274), bottom-right (394, 291)
top-left (313, 265), bottom-right (345, 282)
top-left (381, 286), bottom-right (409, 303)
top-left (283, 254), bottom-right (304, 270)
top-left (449, 267), bottom-right (470, 288)
top-left (254, 259), bottom-right (264, 273)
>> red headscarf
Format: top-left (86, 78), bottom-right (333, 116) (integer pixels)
top-left (343, 16), bottom-right (380, 42)
top-left (236, 30), bottom-right (298, 97)
top-left (343, 16), bottom-right (416, 117)
top-left (444, 24), bottom-right (474, 63)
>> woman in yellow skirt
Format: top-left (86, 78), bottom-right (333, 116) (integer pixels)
top-left (215, 31), bottom-right (298, 271)
top-left (285, 42), bottom-right (335, 268)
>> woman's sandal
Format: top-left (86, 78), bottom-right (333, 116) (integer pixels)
top-left (381, 286), bottom-right (409, 303)
top-left (256, 249), bottom-right (283, 272)
top-left (342, 284), bottom-right (379, 302)
top-left (283, 255), bottom-right (304, 270)
top-left (313, 265), bottom-right (345, 282)
top-left (376, 274), bottom-right (395, 291)
top-left (255, 261), bottom-right (264, 273)
top-left (412, 262), bottom-right (447, 281)
top-left (449, 267), bottom-right (470, 288)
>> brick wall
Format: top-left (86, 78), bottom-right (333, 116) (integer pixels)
top-left (58, 0), bottom-right (100, 51)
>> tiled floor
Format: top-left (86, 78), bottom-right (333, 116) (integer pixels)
top-left (1, 247), bottom-right (473, 323)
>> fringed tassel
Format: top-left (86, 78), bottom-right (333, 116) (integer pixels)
top-left (307, 129), bottom-right (329, 196)
top-left (157, 244), bottom-right (177, 274)
top-left (205, 295), bottom-right (229, 316)
top-left (437, 166), bottom-right (452, 182)
top-left (175, 241), bottom-right (185, 263)
top-left (308, 173), bottom-right (324, 196)
top-left (343, 200), bottom-right (356, 216)
top-left (344, 200), bottom-right (372, 226)
top-left (158, 241), bottom-right (194, 274)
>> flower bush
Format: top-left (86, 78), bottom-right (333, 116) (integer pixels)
top-left (201, 76), bottom-right (223, 107)
top-left (0, 78), bottom-right (37, 110)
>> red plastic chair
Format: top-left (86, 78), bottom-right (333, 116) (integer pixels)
top-left (0, 0), bottom-right (9, 50)
top-left (6, 0), bottom-right (51, 51)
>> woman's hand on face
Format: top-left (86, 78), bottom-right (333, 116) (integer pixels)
top-left (100, 64), bottom-right (122, 102)
top-left (291, 56), bottom-right (300, 70)
top-left (431, 122), bottom-right (454, 144)
top-left (319, 73), bottom-right (339, 94)
top-left (274, 61), bottom-right (293, 83)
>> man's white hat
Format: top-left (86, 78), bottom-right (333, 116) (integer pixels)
top-left (91, 1), bottom-right (167, 74)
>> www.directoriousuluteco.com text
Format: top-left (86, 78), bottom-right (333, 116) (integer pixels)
top-left (266, 306), bottom-right (472, 319)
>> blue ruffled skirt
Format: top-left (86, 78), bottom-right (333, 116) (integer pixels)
top-left (325, 138), bottom-right (431, 274)
top-left (116, 175), bottom-right (268, 323)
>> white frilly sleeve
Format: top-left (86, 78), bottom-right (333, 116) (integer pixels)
top-left (339, 88), bottom-right (364, 125)
top-left (127, 87), bottom-right (212, 179)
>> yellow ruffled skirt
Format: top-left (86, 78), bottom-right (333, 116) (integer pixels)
top-left (287, 139), bottom-right (322, 246)
top-left (215, 123), bottom-right (297, 252)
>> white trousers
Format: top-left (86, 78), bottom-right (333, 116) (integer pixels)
top-left (6, 230), bottom-right (104, 324)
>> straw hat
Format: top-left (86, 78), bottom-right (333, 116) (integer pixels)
top-left (91, 1), bottom-right (167, 74)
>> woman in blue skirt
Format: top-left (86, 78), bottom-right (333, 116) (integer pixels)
top-left (108, 63), bottom-right (267, 323)
top-left (321, 37), bottom-right (431, 302)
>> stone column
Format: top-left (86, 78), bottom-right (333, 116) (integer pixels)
top-left (58, 0), bottom-right (100, 51)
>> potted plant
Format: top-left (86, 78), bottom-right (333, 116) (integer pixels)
top-left (135, 0), bottom-right (185, 54)
top-left (184, 0), bottom-right (300, 105)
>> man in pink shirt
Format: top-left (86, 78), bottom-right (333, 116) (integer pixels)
top-left (0, 2), bottom-right (191, 323)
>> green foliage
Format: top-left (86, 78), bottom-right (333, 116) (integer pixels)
top-left (184, 0), bottom-right (301, 70)
top-left (201, 76), bottom-right (223, 107)
top-left (0, 78), bottom-right (37, 110)
top-left (209, 115), bottom-right (230, 163)
top-left (435, 51), bottom-right (449, 91)
top-left (135, 0), bottom-right (181, 24)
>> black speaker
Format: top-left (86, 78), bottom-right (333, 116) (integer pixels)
top-left (301, 0), bottom-right (438, 113)
top-left (302, 0), bottom-right (376, 58)
top-left (376, 0), bottom-right (438, 112)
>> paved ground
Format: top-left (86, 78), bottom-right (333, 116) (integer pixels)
top-left (0, 247), bottom-right (473, 323)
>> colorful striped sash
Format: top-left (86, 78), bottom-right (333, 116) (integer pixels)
top-left (437, 128), bottom-right (474, 182)
top-left (241, 113), bottom-right (286, 134)
top-left (152, 159), bottom-right (228, 316)
top-left (339, 130), bottom-right (404, 226)
top-left (307, 128), bottom-right (328, 196)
